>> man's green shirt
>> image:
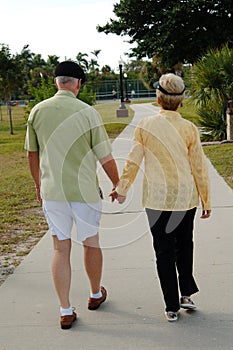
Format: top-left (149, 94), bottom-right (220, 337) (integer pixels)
top-left (25, 90), bottom-right (112, 202)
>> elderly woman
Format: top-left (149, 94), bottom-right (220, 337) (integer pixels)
top-left (111, 73), bottom-right (211, 322)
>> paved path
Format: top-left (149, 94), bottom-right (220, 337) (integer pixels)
top-left (0, 103), bottom-right (233, 350)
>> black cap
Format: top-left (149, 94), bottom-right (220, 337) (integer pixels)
top-left (55, 61), bottom-right (86, 84)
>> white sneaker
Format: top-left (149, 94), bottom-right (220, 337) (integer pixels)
top-left (165, 311), bottom-right (179, 322)
top-left (180, 296), bottom-right (197, 309)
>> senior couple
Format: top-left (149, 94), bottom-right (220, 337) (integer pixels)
top-left (25, 61), bottom-right (211, 329)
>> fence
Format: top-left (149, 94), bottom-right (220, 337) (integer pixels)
top-left (86, 79), bottom-right (156, 101)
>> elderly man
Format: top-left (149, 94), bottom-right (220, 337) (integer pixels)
top-left (25, 61), bottom-right (119, 329)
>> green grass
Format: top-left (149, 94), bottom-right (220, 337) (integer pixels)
top-left (94, 101), bottom-right (134, 138)
top-left (131, 99), bottom-right (155, 104)
top-left (178, 99), bottom-right (200, 125)
top-left (203, 144), bottom-right (233, 189)
top-left (0, 107), bottom-right (47, 261)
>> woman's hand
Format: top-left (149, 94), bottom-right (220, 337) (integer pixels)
top-left (117, 194), bottom-right (126, 204)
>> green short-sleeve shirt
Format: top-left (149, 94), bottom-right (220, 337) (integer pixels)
top-left (25, 90), bottom-right (112, 202)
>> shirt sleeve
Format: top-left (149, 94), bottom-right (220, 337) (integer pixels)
top-left (90, 110), bottom-right (112, 160)
top-left (117, 122), bottom-right (144, 196)
top-left (24, 117), bottom-right (39, 152)
top-left (188, 124), bottom-right (211, 210)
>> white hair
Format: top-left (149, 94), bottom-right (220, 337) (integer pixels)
top-left (55, 76), bottom-right (78, 86)
top-left (156, 73), bottom-right (185, 111)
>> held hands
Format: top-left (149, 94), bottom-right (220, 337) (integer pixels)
top-left (117, 194), bottom-right (126, 204)
top-left (109, 189), bottom-right (126, 204)
top-left (200, 209), bottom-right (211, 219)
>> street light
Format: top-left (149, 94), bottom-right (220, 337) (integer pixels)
top-left (123, 73), bottom-right (130, 103)
top-left (116, 58), bottom-right (128, 118)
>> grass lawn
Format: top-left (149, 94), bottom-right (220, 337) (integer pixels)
top-left (203, 144), bottom-right (233, 189)
top-left (94, 101), bottom-right (134, 139)
top-left (0, 100), bottom-right (232, 283)
top-left (179, 99), bottom-right (200, 125)
top-left (0, 107), bottom-right (48, 274)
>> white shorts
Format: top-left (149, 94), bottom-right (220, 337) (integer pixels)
top-left (42, 200), bottom-right (102, 242)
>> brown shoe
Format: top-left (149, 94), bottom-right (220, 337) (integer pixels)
top-left (88, 286), bottom-right (107, 310)
top-left (60, 311), bottom-right (77, 329)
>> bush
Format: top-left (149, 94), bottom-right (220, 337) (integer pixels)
top-left (78, 85), bottom-right (96, 105)
top-left (24, 78), bottom-right (96, 120)
top-left (198, 103), bottom-right (226, 141)
top-left (191, 44), bottom-right (233, 141)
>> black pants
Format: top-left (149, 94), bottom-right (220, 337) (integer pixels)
top-left (146, 208), bottom-right (199, 312)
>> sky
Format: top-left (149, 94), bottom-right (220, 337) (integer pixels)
top-left (0, 0), bottom-right (134, 70)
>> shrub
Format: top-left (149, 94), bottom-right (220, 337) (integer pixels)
top-left (78, 85), bottom-right (96, 105)
top-left (198, 103), bottom-right (226, 141)
top-left (191, 44), bottom-right (233, 140)
top-left (24, 78), bottom-right (96, 120)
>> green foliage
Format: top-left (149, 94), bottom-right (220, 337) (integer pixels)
top-left (191, 44), bottom-right (233, 140)
top-left (203, 144), bottom-right (233, 189)
top-left (98, 0), bottom-right (233, 68)
top-left (122, 59), bottom-right (145, 79)
top-left (0, 44), bottom-right (25, 133)
top-left (24, 77), bottom-right (96, 120)
top-left (0, 44), bottom-right (23, 102)
top-left (76, 52), bottom-right (89, 71)
top-left (24, 76), bottom-right (56, 120)
top-left (78, 85), bottom-right (96, 105)
top-left (191, 45), bottom-right (233, 107)
top-left (139, 61), bottom-right (160, 90)
top-left (94, 101), bottom-right (134, 138)
top-left (198, 104), bottom-right (226, 141)
top-left (28, 76), bottom-right (56, 104)
top-left (178, 99), bottom-right (200, 125)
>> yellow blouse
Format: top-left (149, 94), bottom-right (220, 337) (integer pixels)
top-left (117, 109), bottom-right (211, 211)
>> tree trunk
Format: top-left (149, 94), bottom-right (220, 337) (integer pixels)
top-left (7, 102), bottom-right (14, 135)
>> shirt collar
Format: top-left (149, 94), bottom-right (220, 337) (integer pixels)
top-left (160, 109), bottom-right (182, 120)
top-left (55, 90), bottom-right (76, 98)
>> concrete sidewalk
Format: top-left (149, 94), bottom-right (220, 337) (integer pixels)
top-left (1, 103), bottom-right (233, 350)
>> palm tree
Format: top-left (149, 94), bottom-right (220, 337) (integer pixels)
top-left (191, 44), bottom-right (233, 140)
top-left (0, 44), bottom-right (23, 134)
top-left (89, 58), bottom-right (99, 72)
top-left (47, 55), bottom-right (60, 67)
top-left (91, 50), bottom-right (101, 59)
top-left (76, 52), bottom-right (89, 71)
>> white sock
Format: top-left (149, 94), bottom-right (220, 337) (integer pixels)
top-left (90, 290), bottom-right (102, 299)
top-left (60, 305), bottom-right (73, 316)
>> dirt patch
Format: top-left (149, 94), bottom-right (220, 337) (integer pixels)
top-left (0, 232), bottom-right (45, 285)
top-left (0, 207), bottom-right (47, 286)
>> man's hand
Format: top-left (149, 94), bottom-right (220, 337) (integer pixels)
top-left (35, 186), bottom-right (42, 205)
top-left (109, 189), bottom-right (118, 202)
top-left (200, 209), bottom-right (211, 219)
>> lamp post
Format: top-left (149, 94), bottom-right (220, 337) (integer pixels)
top-left (123, 73), bottom-right (130, 103)
top-left (119, 63), bottom-right (125, 105)
top-left (116, 59), bottom-right (128, 118)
